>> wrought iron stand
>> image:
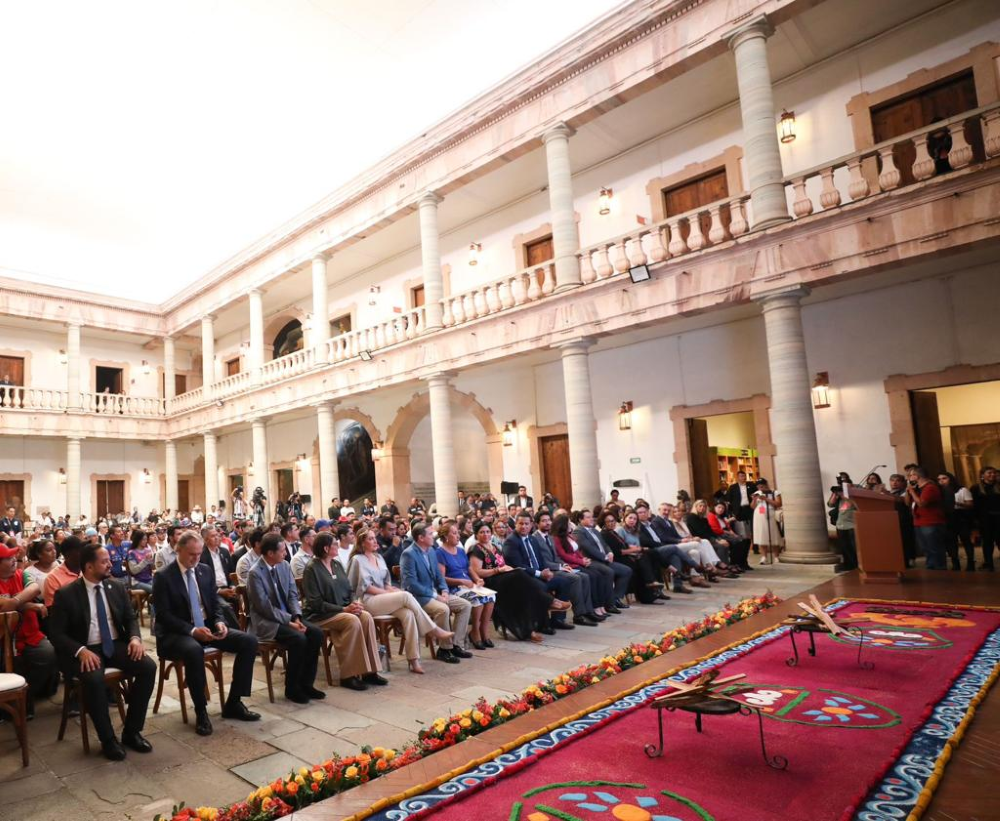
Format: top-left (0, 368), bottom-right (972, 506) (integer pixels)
top-left (785, 624), bottom-right (872, 670)
top-left (644, 700), bottom-right (788, 770)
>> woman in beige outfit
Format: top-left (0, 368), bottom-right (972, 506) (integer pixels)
top-left (347, 527), bottom-right (451, 674)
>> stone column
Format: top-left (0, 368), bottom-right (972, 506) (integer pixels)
top-left (203, 431), bottom-right (219, 512)
top-left (311, 254), bottom-right (330, 348)
top-left (164, 439), bottom-right (178, 513)
top-left (559, 338), bottom-right (601, 508)
top-left (66, 322), bottom-right (82, 409)
top-left (417, 193), bottom-right (445, 331)
top-left (201, 315), bottom-right (216, 399)
top-left (758, 286), bottom-right (837, 563)
top-left (728, 16), bottom-right (790, 229)
top-left (66, 436), bottom-right (82, 520)
top-left (426, 373), bottom-right (458, 517)
top-left (316, 401), bottom-right (341, 509)
top-left (542, 123), bottom-right (582, 292)
top-left (248, 289), bottom-right (265, 377)
top-left (163, 336), bottom-right (176, 403)
top-left (251, 418), bottom-right (271, 519)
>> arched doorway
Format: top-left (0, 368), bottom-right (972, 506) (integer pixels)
top-left (272, 319), bottom-right (304, 359)
top-left (380, 387), bottom-right (503, 506)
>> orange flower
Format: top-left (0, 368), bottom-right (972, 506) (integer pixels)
top-left (555, 684), bottom-right (568, 694)
top-left (286, 782), bottom-right (299, 796)
top-left (376, 759), bottom-right (388, 771)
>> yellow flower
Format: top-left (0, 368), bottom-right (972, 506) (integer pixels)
top-left (312, 770), bottom-right (324, 781)
top-left (461, 708), bottom-right (473, 718)
top-left (499, 708), bottom-right (510, 718)
top-left (591, 676), bottom-right (600, 683)
top-left (459, 717), bottom-right (472, 728)
top-left (345, 766), bottom-right (359, 778)
top-left (472, 710), bottom-right (483, 721)
top-left (197, 809), bottom-right (218, 821)
top-left (299, 767), bottom-right (310, 777)
top-left (258, 786), bottom-right (272, 800)
top-left (372, 746), bottom-right (385, 758)
top-left (384, 749), bottom-right (396, 761)
top-left (295, 775), bottom-right (306, 786)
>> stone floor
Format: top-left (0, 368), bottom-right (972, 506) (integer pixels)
top-left (0, 562), bottom-right (837, 821)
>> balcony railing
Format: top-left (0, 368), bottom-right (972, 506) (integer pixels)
top-left (156, 102), bottom-right (1000, 413)
top-left (0, 386), bottom-right (69, 411)
top-left (83, 392), bottom-right (166, 417)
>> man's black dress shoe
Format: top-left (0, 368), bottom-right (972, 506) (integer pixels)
top-left (340, 676), bottom-right (368, 691)
top-left (573, 616), bottom-right (598, 627)
top-left (606, 606), bottom-right (622, 615)
top-left (121, 731), bottom-right (153, 753)
top-left (435, 648), bottom-right (460, 663)
top-left (102, 739), bottom-right (127, 761)
top-left (222, 701), bottom-right (261, 721)
top-left (362, 672), bottom-right (389, 686)
top-left (305, 686), bottom-right (327, 700)
top-left (450, 646), bottom-right (473, 659)
top-left (615, 599), bottom-right (631, 609)
top-left (590, 613), bottom-right (607, 621)
top-left (195, 711), bottom-right (214, 736)
top-left (551, 621), bottom-right (575, 630)
top-left (539, 626), bottom-right (556, 635)
top-left (285, 690), bottom-right (310, 704)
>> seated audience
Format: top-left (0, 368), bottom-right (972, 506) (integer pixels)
top-left (126, 528), bottom-right (155, 596)
top-left (247, 534), bottom-right (325, 704)
top-left (301, 532), bottom-right (387, 691)
top-left (435, 522), bottom-right (495, 650)
top-left (152, 531), bottom-right (260, 735)
top-left (154, 525), bottom-right (181, 572)
top-left (0, 543), bottom-right (58, 718)
top-left (503, 512), bottom-right (579, 630)
top-left (400, 524), bottom-right (473, 662)
top-left (290, 526), bottom-right (315, 579)
top-left (23, 538), bottom-right (58, 594)
top-left (347, 526), bottom-right (452, 674)
top-left (551, 513), bottom-right (616, 616)
top-left (44, 534), bottom-right (83, 607)
top-left (707, 501), bottom-right (752, 571)
top-left (235, 527), bottom-right (265, 585)
top-left (48, 544), bottom-right (157, 761)
top-left (534, 511), bottom-right (599, 625)
top-left (571, 509), bottom-right (632, 609)
top-left (685, 500), bottom-right (741, 576)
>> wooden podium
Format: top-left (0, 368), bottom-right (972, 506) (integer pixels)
top-left (846, 487), bottom-right (905, 583)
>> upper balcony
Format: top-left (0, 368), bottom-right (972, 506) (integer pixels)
top-left (5, 100), bottom-right (993, 440)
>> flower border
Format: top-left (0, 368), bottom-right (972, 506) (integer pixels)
top-left (156, 593), bottom-right (780, 821)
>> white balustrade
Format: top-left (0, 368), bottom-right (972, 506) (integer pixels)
top-left (0, 386), bottom-right (69, 411)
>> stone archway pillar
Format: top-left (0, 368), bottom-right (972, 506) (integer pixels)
top-left (66, 436), bottom-right (82, 520)
top-left (164, 439), bottom-right (178, 513)
top-left (558, 338), bottom-right (601, 508)
top-left (316, 401), bottom-right (341, 508)
top-left (203, 431), bottom-right (219, 512)
top-left (251, 417), bottom-right (271, 520)
top-left (757, 286), bottom-right (837, 564)
top-left (426, 373), bottom-right (459, 517)
top-left (374, 446), bottom-right (411, 511)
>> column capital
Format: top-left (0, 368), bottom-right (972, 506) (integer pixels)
top-left (66, 320), bottom-right (83, 330)
top-left (312, 399), bottom-right (339, 412)
top-left (542, 122), bottom-right (575, 144)
top-left (201, 429), bottom-right (218, 440)
top-left (250, 415), bottom-right (271, 427)
top-left (755, 284), bottom-right (810, 308)
top-left (66, 435), bottom-right (84, 443)
top-left (556, 336), bottom-right (596, 355)
top-left (424, 371), bottom-right (457, 387)
top-left (164, 438), bottom-right (178, 447)
top-left (417, 191), bottom-right (443, 208)
top-left (201, 313), bottom-right (217, 324)
top-left (726, 14), bottom-right (774, 50)
top-left (249, 288), bottom-right (264, 298)
top-left (311, 251), bottom-right (330, 264)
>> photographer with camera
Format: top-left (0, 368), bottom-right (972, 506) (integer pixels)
top-left (231, 486), bottom-right (247, 520)
top-left (906, 465), bottom-right (948, 570)
top-left (251, 487), bottom-right (267, 529)
top-left (827, 472), bottom-right (857, 572)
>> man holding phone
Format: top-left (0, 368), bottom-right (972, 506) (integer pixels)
top-left (905, 465), bottom-right (948, 570)
top-left (152, 531), bottom-right (261, 736)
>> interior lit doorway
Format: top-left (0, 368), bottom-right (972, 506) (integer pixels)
top-left (910, 380), bottom-right (1000, 486)
top-left (687, 411), bottom-right (761, 501)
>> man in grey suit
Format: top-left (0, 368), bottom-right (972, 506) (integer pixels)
top-left (400, 524), bottom-right (473, 663)
top-left (572, 508), bottom-right (633, 608)
top-left (532, 511), bottom-right (599, 626)
top-left (247, 534), bottom-right (324, 704)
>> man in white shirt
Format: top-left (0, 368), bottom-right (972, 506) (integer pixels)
top-left (339, 501), bottom-right (355, 518)
top-left (154, 526), bottom-right (180, 572)
top-left (334, 524), bottom-right (355, 571)
top-left (235, 529), bottom-right (264, 585)
top-left (290, 527), bottom-right (315, 579)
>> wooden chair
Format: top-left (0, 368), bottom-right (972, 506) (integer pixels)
top-left (152, 648), bottom-right (226, 724)
top-left (236, 585), bottom-right (287, 703)
top-left (57, 669), bottom-right (129, 754)
top-left (372, 614), bottom-right (404, 672)
top-left (125, 562), bottom-right (150, 628)
top-left (0, 612), bottom-right (29, 766)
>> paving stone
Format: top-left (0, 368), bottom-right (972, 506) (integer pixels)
top-left (230, 750), bottom-right (311, 786)
top-left (267, 726), bottom-right (353, 761)
top-left (289, 703), bottom-right (374, 735)
top-left (0, 786), bottom-right (100, 821)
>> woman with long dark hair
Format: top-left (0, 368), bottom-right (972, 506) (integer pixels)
top-left (602, 511), bottom-right (663, 604)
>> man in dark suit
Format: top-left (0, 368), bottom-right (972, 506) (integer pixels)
top-left (515, 486), bottom-right (534, 511)
top-left (503, 513), bottom-right (577, 632)
top-left (0, 505), bottom-right (23, 536)
top-left (154, 531), bottom-right (261, 736)
top-left (48, 543), bottom-right (157, 761)
top-left (533, 511), bottom-right (599, 625)
top-left (726, 471), bottom-right (757, 545)
top-left (637, 504), bottom-right (700, 592)
top-left (198, 524), bottom-right (240, 629)
top-left (573, 509), bottom-right (632, 608)
top-left (247, 534), bottom-right (324, 704)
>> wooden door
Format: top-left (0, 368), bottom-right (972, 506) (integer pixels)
top-left (177, 479), bottom-right (190, 514)
top-left (175, 374), bottom-right (187, 395)
top-left (330, 314), bottom-right (352, 336)
top-left (96, 480), bottom-right (125, 518)
top-left (525, 235), bottom-right (554, 288)
top-left (910, 391), bottom-right (946, 477)
top-left (0, 356), bottom-right (24, 386)
top-left (0, 481), bottom-right (25, 521)
top-left (872, 71), bottom-right (981, 187)
top-left (276, 469), bottom-right (295, 503)
top-left (226, 358), bottom-right (240, 376)
top-left (411, 285), bottom-right (425, 308)
top-left (663, 168), bottom-right (729, 243)
top-left (688, 418), bottom-right (714, 500)
top-left (539, 434), bottom-right (572, 509)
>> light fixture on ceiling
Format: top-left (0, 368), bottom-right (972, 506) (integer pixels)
top-left (502, 420), bottom-right (517, 447)
top-left (468, 242), bottom-right (482, 266)
top-left (628, 264), bottom-right (651, 284)
top-left (618, 401), bottom-right (633, 431)
top-left (812, 371), bottom-right (831, 409)
top-left (779, 109), bottom-right (796, 144)
top-left (598, 186), bottom-right (613, 215)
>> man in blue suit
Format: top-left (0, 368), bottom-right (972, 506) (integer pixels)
top-left (503, 512), bottom-right (583, 631)
top-left (153, 531), bottom-right (260, 736)
top-left (247, 534), bottom-right (324, 704)
top-left (400, 524), bottom-right (472, 663)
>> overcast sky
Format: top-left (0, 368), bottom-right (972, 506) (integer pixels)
top-left (0, 0), bottom-right (622, 302)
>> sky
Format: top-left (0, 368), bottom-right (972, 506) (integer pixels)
top-left (0, 0), bottom-right (622, 303)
